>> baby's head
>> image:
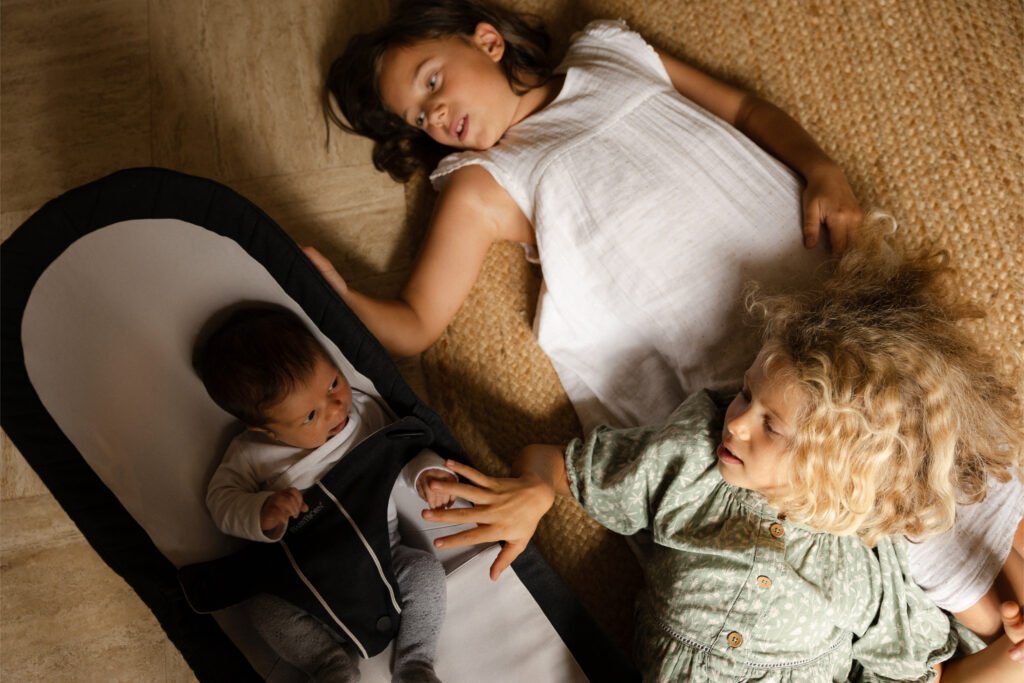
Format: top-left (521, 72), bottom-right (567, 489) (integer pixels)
top-left (196, 307), bottom-right (353, 449)
top-left (324, 0), bottom-right (552, 180)
top-left (721, 215), bottom-right (1023, 545)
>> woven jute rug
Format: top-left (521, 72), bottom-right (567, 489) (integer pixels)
top-left (416, 0), bottom-right (1024, 653)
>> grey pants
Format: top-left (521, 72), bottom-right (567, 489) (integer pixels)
top-left (241, 544), bottom-right (447, 683)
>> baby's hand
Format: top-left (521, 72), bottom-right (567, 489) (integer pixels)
top-left (801, 162), bottom-right (863, 255)
top-left (417, 469), bottom-right (457, 509)
top-left (302, 246), bottom-right (349, 297)
top-left (421, 459), bottom-right (557, 581)
top-left (260, 487), bottom-right (308, 532)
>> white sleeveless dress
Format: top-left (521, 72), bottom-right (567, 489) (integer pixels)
top-left (430, 19), bottom-right (1021, 613)
top-left (433, 19), bottom-right (821, 433)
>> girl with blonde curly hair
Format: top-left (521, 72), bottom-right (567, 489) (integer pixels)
top-left (420, 216), bottom-right (1024, 680)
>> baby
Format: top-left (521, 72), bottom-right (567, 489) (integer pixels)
top-left (197, 306), bottom-right (454, 683)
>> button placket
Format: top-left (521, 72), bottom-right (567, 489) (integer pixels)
top-left (720, 510), bottom-right (782, 659)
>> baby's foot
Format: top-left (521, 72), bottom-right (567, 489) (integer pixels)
top-left (392, 661), bottom-right (440, 683)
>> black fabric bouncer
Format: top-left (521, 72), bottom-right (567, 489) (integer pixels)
top-left (1, 168), bottom-right (637, 682)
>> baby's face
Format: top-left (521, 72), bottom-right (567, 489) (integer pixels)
top-left (717, 351), bottom-right (805, 495)
top-left (259, 354), bottom-right (353, 450)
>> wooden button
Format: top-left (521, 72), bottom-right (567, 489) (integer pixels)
top-left (756, 575), bottom-right (773, 589)
top-left (769, 522), bottom-right (785, 538)
top-left (726, 631), bottom-right (743, 648)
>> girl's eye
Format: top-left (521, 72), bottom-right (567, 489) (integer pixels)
top-left (763, 416), bottom-right (777, 435)
top-left (415, 112), bottom-right (426, 128)
top-left (329, 377), bottom-right (339, 393)
top-left (428, 73), bottom-right (438, 91)
top-left (304, 410), bottom-right (316, 425)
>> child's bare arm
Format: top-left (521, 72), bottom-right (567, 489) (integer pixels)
top-left (306, 165), bottom-right (531, 357)
top-left (656, 49), bottom-right (862, 253)
top-left (930, 602), bottom-right (1024, 681)
top-left (421, 447), bottom-right (568, 580)
top-left (954, 546), bottom-right (1024, 641)
top-left (733, 96), bottom-right (862, 253)
top-left (1003, 602), bottom-right (1024, 663)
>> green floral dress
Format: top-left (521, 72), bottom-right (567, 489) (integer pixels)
top-left (564, 391), bottom-right (974, 682)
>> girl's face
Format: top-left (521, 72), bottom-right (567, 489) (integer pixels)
top-left (377, 23), bottom-right (526, 150)
top-left (717, 351), bottom-right (805, 495)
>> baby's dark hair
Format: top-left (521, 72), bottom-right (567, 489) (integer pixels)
top-left (324, 0), bottom-right (553, 181)
top-left (196, 306), bottom-right (331, 427)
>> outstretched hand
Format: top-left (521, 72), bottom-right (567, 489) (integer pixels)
top-left (801, 163), bottom-right (863, 255)
top-left (302, 245), bottom-right (349, 297)
top-left (420, 460), bottom-right (556, 581)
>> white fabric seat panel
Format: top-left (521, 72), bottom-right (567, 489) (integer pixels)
top-left (21, 219), bottom-right (587, 681)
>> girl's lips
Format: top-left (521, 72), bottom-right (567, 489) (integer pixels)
top-left (717, 443), bottom-right (743, 465)
top-left (454, 115), bottom-right (467, 141)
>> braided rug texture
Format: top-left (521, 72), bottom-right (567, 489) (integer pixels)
top-left (417, 0), bottom-right (1024, 652)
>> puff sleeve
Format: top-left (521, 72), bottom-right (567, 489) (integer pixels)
top-left (849, 537), bottom-right (976, 682)
top-left (564, 391), bottom-right (722, 537)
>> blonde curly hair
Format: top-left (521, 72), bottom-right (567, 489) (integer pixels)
top-left (751, 213), bottom-right (1023, 546)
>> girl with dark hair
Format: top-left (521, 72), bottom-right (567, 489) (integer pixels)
top-left (325, 0), bottom-right (552, 181)
top-left (315, 0), bottom-right (861, 435)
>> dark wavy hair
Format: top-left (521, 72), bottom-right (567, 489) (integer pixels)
top-left (325, 0), bottom-right (553, 182)
top-left (196, 306), bottom-right (331, 427)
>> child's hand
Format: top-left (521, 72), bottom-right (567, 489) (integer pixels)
top-left (801, 162), bottom-right (863, 255)
top-left (1004, 602), bottom-right (1024, 663)
top-left (302, 246), bottom-right (349, 297)
top-left (417, 469), bottom-right (457, 509)
top-left (260, 487), bottom-right (309, 532)
top-left (420, 460), bottom-right (557, 581)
